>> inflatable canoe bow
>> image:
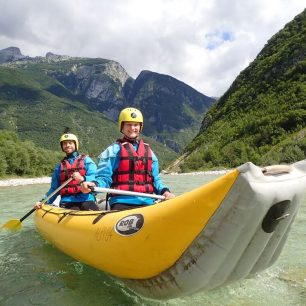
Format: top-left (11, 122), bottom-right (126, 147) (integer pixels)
top-left (35, 160), bottom-right (306, 299)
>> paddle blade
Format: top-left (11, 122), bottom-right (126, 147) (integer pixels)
top-left (1, 219), bottom-right (22, 231)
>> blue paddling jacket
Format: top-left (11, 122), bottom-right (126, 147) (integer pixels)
top-left (43, 152), bottom-right (97, 204)
top-left (94, 140), bottom-right (170, 207)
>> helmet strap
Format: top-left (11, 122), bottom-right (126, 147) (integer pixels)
top-left (122, 135), bottom-right (138, 144)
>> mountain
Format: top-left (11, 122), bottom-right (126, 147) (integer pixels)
top-left (126, 70), bottom-right (214, 151)
top-left (167, 9), bottom-right (306, 172)
top-left (0, 66), bottom-right (176, 168)
top-left (0, 48), bottom-right (216, 169)
top-left (0, 50), bottom-right (215, 153)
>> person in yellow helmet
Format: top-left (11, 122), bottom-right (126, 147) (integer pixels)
top-left (34, 131), bottom-right (99, 211)
top-left (81, 107), bottom-right (175, 211)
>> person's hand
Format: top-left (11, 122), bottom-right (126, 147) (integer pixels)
top-left (163, 191), bottom-right (175, 200)
top-left (34, 201), bottom-right (44, 210)
top-left (72, 171), bottom-right (84, 183)
top-left (81, 181), bottom-right (96, 193)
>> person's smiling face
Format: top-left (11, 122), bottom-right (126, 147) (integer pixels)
top-left (61, 140), bottom-right (76, 154)
top-left (122, 121), bottom-right (141, 139)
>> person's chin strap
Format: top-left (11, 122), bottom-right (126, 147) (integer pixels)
top-left (122, 136), bottom-right (138, 144)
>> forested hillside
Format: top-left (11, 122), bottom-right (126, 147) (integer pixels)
top-left (168, 9), bottom-right (306, 172)
top-left (0, 66), bottom-right (177, 177)
top-left (0, 130), bottom-right (62, 177)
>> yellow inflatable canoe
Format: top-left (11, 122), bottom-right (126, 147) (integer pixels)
top-left (35, 160), bottom-right (306, 299)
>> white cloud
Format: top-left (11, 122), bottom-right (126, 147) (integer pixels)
top-left (0, 0), bottom-right (304, 97)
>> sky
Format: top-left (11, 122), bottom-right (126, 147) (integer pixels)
top-left (0, 0), bottom-right (305, 97)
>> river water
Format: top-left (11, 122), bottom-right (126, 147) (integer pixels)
top-left (0, 174), bottom-right (305, 306)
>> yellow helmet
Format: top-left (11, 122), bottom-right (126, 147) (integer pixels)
top-left (59, 133), bottom-right (79, 151)
top-left (118, 107), bottom-right (143, 132)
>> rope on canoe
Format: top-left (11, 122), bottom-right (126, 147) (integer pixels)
top-left (39, 207), bottom-right (119, 224)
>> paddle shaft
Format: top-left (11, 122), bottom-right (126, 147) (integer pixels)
top-left (19, 177), bottom-right (73, 222)
top-left (93, 187), bottom-right (165, 200)
top-left (19, 208), bottom-right (36, 222)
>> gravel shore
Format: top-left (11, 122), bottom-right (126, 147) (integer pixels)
top-left (164, 170), bottom-right (230, 175)
top-left (0, 170), bottom-right (230, 187)
top-left (0, 177), bottom-right (51, 187)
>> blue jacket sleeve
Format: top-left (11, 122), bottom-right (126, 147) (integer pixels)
top-left (151, 151), bottom-right (170, 195)
top-left (94, 143), bottom-right (120, 188)
top-left (84, 156), bottom-right (97, 182)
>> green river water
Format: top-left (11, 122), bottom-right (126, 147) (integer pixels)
top-left (0, 174), bottom-right (305, 306)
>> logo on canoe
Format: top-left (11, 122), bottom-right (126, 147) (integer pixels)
top-left (115, 214), bottom-right (144, 236)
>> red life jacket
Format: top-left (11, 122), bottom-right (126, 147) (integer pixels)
top-left (59, 154), bottom-right (86, 196)
top-left (112, 139), bottom-right (154, 194)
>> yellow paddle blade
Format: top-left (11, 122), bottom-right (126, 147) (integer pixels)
top-left (1, 219), bottom-right (22, 231)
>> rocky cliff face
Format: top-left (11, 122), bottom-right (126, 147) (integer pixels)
top-left (46, 59), bottom-right (131, 121)
top-left (0, 47), bottom-right (27, 64)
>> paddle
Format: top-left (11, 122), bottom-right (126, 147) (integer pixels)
top-left (1, 177), bottom-right (73, 231)
top-left (92, 186), bottom-right (165, 200)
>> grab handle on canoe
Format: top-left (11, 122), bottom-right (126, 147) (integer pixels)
top-left (262, 165), bottom-right (292, 176)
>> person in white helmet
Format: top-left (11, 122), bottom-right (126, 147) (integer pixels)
top-left (34, 130), bottom-right (99, 210)
top-left (81, 107), bottom-right (175, 211)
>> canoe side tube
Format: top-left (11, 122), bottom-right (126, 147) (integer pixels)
top-left (123, 160), bottom-right (306, 299)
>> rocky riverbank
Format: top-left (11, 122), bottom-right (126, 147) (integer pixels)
top-left (0, 177), bottom-right (51, 187)
top-left (164, 170), bottom-right (230, 175)
top-left (0, 170), bottom-right (230, 187)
